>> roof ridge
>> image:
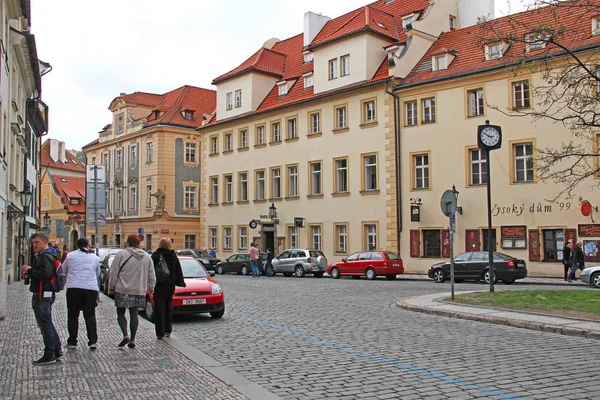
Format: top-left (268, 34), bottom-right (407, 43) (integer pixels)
top-left (365, 6), bottom-right (370, 27)
top-left (250, 48), bottom-right (266, 68)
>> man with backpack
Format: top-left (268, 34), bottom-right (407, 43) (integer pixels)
top-left (21, 231), bottom-right (63, 365)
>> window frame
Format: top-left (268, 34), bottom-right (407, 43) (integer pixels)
top-left (421, 97), bottom-right (436, 123)
top-left (361, 98), bottom-right (377, 125)
top-left (185, 141), bottom-right (198, 163)
top-left (525, 33), bottom-right (548, 52)
top-left (235, 89), bottom-right (242, 108)
top-left (271, 121), bottom-right (281, 143)
top-left (184, 184), bottom-right (197, 209)
top-left (209, 176), bottom-right (219, 205)
top-left (210, 135), bottom-right (219, 155)
top-left (226, 92), bottom-right (233, 110)
top-left (308, 160), bottom-right (322, 196)
top-left (238, 128), bottom-right (248, 150)
top-left (223, 132), bottom-right (233, 153)
top-left (333, 222), bottom-right (349, 255)
top-left (222, 226), bottom-right (233, 251)
top-left (467, 147), bottom-right (488, 186)
top-left (434, 55), bottom-right (447, 71)
top-left (286, 163), bottom-right (299, 198)
top-left (255, 169), bottom-right (266, 201)
top-left (334, 104), bottom-right (348, 130)
top-left (304, 74), bottom-right (314, 89)
top-left (255, 124), bottom-right (266, 146)
top-left (333, 156), bottom-right (349, 194)
top-left (510, 140), bottom-right (536, 183)
top-left (223, 174), bottom-right (233, 203)
top-left (270, 166), bottom-right (282, 200)
top-left (511, 79), bottom-right (532, 110)
top-left (422, 229), bottom-right (442, 258)
top-left (129, 186), bottom-right (137, 209)
top-left (341, 54), bottom-right (350, 76)
top-left (287, 224), bottom-right (299, 249)
top-left (411, 151), bottom-right (431, 190)
top-left (286, 116), bottom-right (298, 140)
top-left (238, 226), bottom-right (248, 250)
top-left (308, 110), bottom-right (321, 135)
top-left (361, 152), bottom-right (379, 193)
top-left (329, 58), bottom-right (339, 80)
top-left (146, 141), bottom-right (154, 163)
top-left (209, 227), bottom-right (218, 250)
top-left (129, 145), bottom-right (137, 166)
top-left (307, 223), bottom-right (323, 251)
top-left (362, 221), bottom-right (379, 251)
top-left (466, 87), bottom-right (485, 117)
top-left (404, 100), bottom-right (418, 126)
top-left (238, 171), bottom-right (249, 202)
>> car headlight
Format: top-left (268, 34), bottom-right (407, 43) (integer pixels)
top-left (211, 284), bottom-right (222, 294)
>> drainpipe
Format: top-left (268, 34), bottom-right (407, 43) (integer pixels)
top-left (385, 80), bottom-right (402, 255)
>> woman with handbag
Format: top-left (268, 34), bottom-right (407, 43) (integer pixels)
top-left (151, 237), bottom-right (185, 339)
top-left (108, 234), bottom-right (155, 348)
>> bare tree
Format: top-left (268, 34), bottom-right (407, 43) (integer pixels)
top-left (477, 0), bottom-right (600, 199)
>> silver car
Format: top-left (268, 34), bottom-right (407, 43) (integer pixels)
top-left (579, 266), bottom-right (600, 288)
top-left (272, 249), bottom-right (328, 278)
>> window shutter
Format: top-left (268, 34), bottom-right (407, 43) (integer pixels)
top-left (565, 229), bottom-right (577, 245)
top-left (442, 230), bottom-right (450, 258)
top-left (410, 230), bottom-right (420, 258)
top-left (528, 229), bottom-right (540, 261)
top-left (465, 229), bottom-right (480, 252)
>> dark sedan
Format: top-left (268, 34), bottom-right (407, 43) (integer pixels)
top-left (175, 249), bottom-right (221, 271)
top-left (215, 252), bottom-right (267, 275)
top-left (428, 251), bottom-right (527, 284)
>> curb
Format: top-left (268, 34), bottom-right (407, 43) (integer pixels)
top-left (397, 274), bottom-right (587, 286)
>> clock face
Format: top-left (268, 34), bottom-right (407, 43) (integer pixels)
top-left (480, 127), bottom-right (500, 147)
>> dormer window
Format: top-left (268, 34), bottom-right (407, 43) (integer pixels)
top-left (592, 16), bottom-right (600, 36)
top-left (525, 33), bottom-right (548, 52)
top-left (303, 73), bottom-right (314, 89)
top-left (181, 109), bottom-right (195, 121)
top-left (376, 21), bottom-right (386, 29)
top-left (402, 14), bottom-right (415, 30)
top-left (449, 15), bottom-right (457, 30)
top-left (434, 55), bottom-right (447, 71)
top-left (70, 198), bottom-right (79, 205)
top-left (304, 52), bottom-right (314, 62)
top-left (278, 82), bottom-right (288, 96)
top-left (226, 92), bottom-right (233, 110)
top-left (115, 113), bottom-right (124, 135)
top-left (486, 42), bottom-right (504, 60)
top-left (153, 110), bottom-right (161, 119)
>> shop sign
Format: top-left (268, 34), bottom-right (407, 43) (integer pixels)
top-left (410, 205), bottom-right (420, 222)
top-left (500, 225), bottom-right (526, 238)
top-left (160, 229), bottom-right (169, 234)
top-left (492, 201), bottom-right (572, 217)
top-left (578, 224), bottom-right (600, 237)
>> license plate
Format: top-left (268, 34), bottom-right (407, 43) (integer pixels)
top-left (392, 264), bottom-right (400, 267)
top-left (183, 299), bottom-right (206, 305)
top-left (518, 263), bottom-right (525, 268)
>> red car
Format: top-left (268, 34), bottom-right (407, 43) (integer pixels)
top-left (143, 256), bottom-right (225, 320)
top-left (328, 251), bottom-right (404, 280)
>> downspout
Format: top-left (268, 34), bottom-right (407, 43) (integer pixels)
top-left (385, 80), bottom-right (402, 255)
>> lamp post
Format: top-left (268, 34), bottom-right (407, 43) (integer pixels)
top-left (268, 203), bottom-right (277, 219)
top-left (43, 212), bottom-right (51, 233)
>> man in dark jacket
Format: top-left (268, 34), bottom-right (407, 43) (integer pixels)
top-left (151, 237), bottom-right (185, 339)
top-left (568, 241), bottom-right (586, 282)
top-left (21, 232), bottom-right (63, 364)
top-left (563, 240), bottom-right (573, 281)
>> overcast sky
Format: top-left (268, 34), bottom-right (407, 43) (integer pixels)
top-left (30, 0), bottom-right (526, 151)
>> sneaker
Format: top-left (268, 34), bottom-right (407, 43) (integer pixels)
top-left (127, 341), bottom-right (136, 349)
top-left (157, 336), bottom-right (164, 340)
top-left (55, 353), bottom-right (64, 360)
top-left (118, 337), bottom-right (130, 348)
top-left (165, 333), bottom-right (171, 338)
top-left (66, 343), bottom-right (77, 349)
top-left (88, 343), bottom-right (97, 350)
top-left (33, 357), bottom-right (56, 365)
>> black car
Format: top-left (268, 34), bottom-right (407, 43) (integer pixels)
top-left (99, 254), bottom-right (117, 294)
top-left (175, 249), bottom-right (221, 271)
top-left (428, 251), bottom-right (527, 284)
top-left (215, 252), bottom-right (267, 275)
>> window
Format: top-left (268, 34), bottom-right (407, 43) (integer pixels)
top-left (224, 175), bottom-right (233, 202)
top-left (223, 227), bottom-right (232, 250)
top-left (341, 55), bottom-right (350, 76)
top-left (129, 146), bottom-right (137, 165)
top-left (221, 132), bottom-right (232, 152)
top-left (469, 149), bottom-right (488, 186)
top-left (184, 235), bottom-right (196, 249)
top-left (116, 149), bottom-right (123, 169)
top-left (362, 99), bottom-right (376, 124)
top-left (309, 161), bottom-right (322, 195)
top-left (512, 80), bottom-right (531, 109)
top-left (116, 189), bottom-right (122, 210)
top-left (185, 142), bottom-right (197, 162)
top-left (185, 186), bottom-right (196, 209)
top-left (91, 156), bottom-right (96, 165)
top-left (310, 225), bottom-right (322, 250)
top-left (526, 33), bottom-right (547, 52)
top-left (513, 142), bottom-right (534, 182)
top-left (543, 229), bottom-right (564, 261)
top-left (271, 122), bottom-right (281, 142)
top-left (287, 165), bottom-right (298, 197)
top-left (239, 172), bottom-right (248, 202)
top-left (309, 111), bottom-right (320, 134)
top-left (115, 113), bottom-right (124, 134)
top-left (146, 142), bottom-right (153, 163)
top-left (288, 226), bottom-right (299, 248)
top-left (129, 187), bottom-right (136, 209)
top-left (304, 52), bottom-right (314, 62)
top-left (209, 227), bottom-right (218, 250)
top-left (287, 118), bottom-right (297, 139)
top-left (256, 170), bottom-right (265, 200)
top-left (226, 92), bottom-right (233, 110)
top-left (363, 154), bottom-right (377, 191)
top-left (210, 176), bottom-right (219, 204)
top-left (402, 14), bottom-right (415, 29)
top-left (413, 153), bottom-right (430, 189)
top-left (467, 88), bottom-right (484, 117)
top-left (405, 101), bottom-right (418, 126)
top-left (239, 227), bottom-right (248, 250)
top-left (102, 235), bottom-right (107, 246)
top-left (434, 56), bottom-right (446, 71)
top-left (423, 229), bottom-right (441, 258)
top-left (235, 90), bottom-right (242, 108)
top-left (335, 223), bottom-right (348, 253)
top-left (449, 15), bottom-right (457, 29)
top-left (329, 58), bottom-right (338, 80)
top-left (278, 83), bottom-right (288, 96)
top-left (422, 97), bottom-right (436, 123)
top-left (271, 167), bottom-right (281, 199)
top-left (146, 185), bottom-right (152, 208)
top-left (304, 74), bottom-right (313, 88)
top-left (334, 157), bottom-right (348, 193)
top-left (594, 17), bottom-right (600, 36)
top-left (239, 129), bottom-right (248, 148)
top-left (596, 67), bottom-right (600, 96)
top-left (256, 125), bottom-right (265, 145)
top-left (487, 42), bottom-right (503, 60)
top-left (210, 136), bottom-right (218, 154)
top-left (103, 153), bottom-right (109, 166)
top-left (335, 105), bottom-right (347, 129)
top-left (364, 223), bottom-right (377, 251)
top-left (115, 234), bottom-right (121, 248)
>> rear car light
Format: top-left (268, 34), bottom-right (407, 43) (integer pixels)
top-left (307, 257), bottom-right (311, 263)
top-left (507, 260), bottom-right (515, 269)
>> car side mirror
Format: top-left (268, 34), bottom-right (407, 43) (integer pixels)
top-left (342, 258), bottom-right (346, 262)
top-left (209, 271), bottom-right (216, 277)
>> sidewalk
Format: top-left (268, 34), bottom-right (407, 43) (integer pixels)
top-left (0, 283), bottom-right (280, 400)
top-left (397, 292), bottom-right (600, 340)
top-left (398, 273), bottom-right (588, 286)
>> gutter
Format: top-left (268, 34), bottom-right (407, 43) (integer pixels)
top-left (385, 80), bottom-right (402, 255)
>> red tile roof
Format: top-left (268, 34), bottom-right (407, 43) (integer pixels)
top-left (119, 92), bottom-right (164, 108)
top-left (213, 47), bottom-right (288, 84)
top-left (400, 1), bottom-right (600, 87)
top-left (51, 175), bottom-right (86, 214)
top-left (41, 140), bottom-right (86, 172)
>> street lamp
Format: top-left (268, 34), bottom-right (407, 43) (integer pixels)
top-left (43, 212), bottom-right (51, 232)
top-left (20, 189), bottom-right (33, 210)
top-left (268, 203), bottom-right (277, 219)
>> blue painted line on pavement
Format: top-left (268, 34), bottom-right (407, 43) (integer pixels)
top-left (240, 316), bottom-right (522, 400)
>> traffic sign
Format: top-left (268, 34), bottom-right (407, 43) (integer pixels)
top-left (138, 234), bottom-right (145, 242)
top-left (138, 228), bottom-right (144, 234)
top-left (440, 190), bottom-right (457, 217)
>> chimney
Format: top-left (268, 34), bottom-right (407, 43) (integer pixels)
top-left (58, 141), bottom-right (66, 163)
top-left (49, 139), bottom-right (59, 162)
top-left (304, 12), bottom-right (330, 47)
top-left (458, 0), bottom-right (495, 28)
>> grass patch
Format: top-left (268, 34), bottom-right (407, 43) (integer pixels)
top-left (452, 290), bottom-right (600, 317)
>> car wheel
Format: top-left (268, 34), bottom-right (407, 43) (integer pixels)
top-left (241, 266), bottom-right (249, 276)
top-left (295, 266), bottom-right (306, 278)
top-left (267, 267), bottom-right (275, 277)
top-left (210, 304), bottom-right (225, 319)
top-left (144, 297), bottom-right (154, 321)
top-left (365, 268), bottom-right (376, 280)
top-left (313, 272), bottom-right (324, 278)
top-left (503, 278), bottom-right (516, 285)
top-left (283, 272), bottom-right (293, 277)
top-left (433, 268), bottom-right (446, 283)
top-left (483, 269), bottom-right (499, 284)
top-left (591, 272), bottom-right (600, 288)
top-left (386, 275), bottom-right (396, 281)
top-left (216, 265), bottom-right (224, 275)
top-left (331, 268), bottom-right (341, 279)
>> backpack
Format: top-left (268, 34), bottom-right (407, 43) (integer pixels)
top-left (155, 255), bottom-right (171, 283)
top-left (38, 251), bottom-right (66, 298)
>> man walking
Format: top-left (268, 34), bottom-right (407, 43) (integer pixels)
top-left (568, 241), bottom-right (585, 282)
top-left (563, 239), bottom-right (573, 281)
top-left (249, 242), bottom-right (260, 277)
top-left (21, 232), bottom-right (63, 365)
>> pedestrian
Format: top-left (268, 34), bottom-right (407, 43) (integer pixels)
top-left (108, 234), bottom-right (156, 349)
top-left (209, 249), bottom-right (217, 258)
top-left (151, 237), bottom-right (185, 339)
top-left (62, 237), bottom-right (100, 350)
top-left (249, 242), bottom-right (260, 277)
top-left (568, 241), bottom-right (585, 282)
top-left (265, 248), bottom-right (274, 276)
top-left (53, 244), bottom-right (62, 260)
top-left (21, 231), bottom-right (63, 365)
top-left (563, 239), bottom-right (573, 281)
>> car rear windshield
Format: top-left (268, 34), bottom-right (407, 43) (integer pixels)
top-left (180, 258), bottom-right (209, 278)
top-left (309, 251), bottom-right (325, 258)
top-left (494, 253), bottom-right (513, 260)
top-left (194, 250), bottom-right (211, 257)
top-left (385, 253), bottom-right (400, 260)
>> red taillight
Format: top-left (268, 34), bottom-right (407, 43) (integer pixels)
top-left (507, 260), bottom-right (515, 268)
top-left (307, 257), bottom-right (311, 263)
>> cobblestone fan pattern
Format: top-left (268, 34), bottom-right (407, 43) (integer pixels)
top-left (0, 284), bottom-right (247, 400)
top-left (172, 276), bottom-right (600, 399)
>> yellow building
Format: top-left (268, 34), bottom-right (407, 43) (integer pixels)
top-left (83, 86), bottom-right (216, 251)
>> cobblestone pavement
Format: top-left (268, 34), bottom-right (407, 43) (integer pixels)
top-left (171, 275), bottom-right (600, 399)
top-left (0, 283), bottom-right (248, 400)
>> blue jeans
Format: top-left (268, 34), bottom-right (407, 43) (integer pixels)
top-left (32, 293), bottom-right (62, 358)
top-left (568, 264), bottom-right (582, 280)
top-left (250, 260), bottom-right (260, 276)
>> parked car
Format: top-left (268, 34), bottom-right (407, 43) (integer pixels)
top-left (215, 252), bottom-right (268, 275)
top-left (428, 251), bottom-right (527, 284)
top-left (271, 249), bottom-right (327, 277)
top-left (95, 247), bottom-right (121, 267)
top-left (142, 256), bottom-right (225, 320)
top-left (328, 251), bottom-right (404, 280)
top-left (579, 266), bottom-right (600, 288)
top-left (175, 249), bottom-right (221, 271)
top-left (99, 253), bottom-right (117, 293)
